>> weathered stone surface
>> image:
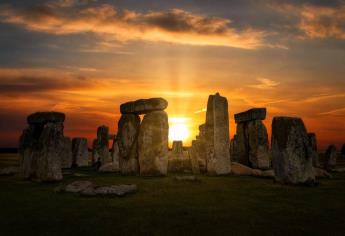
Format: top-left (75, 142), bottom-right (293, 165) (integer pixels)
top-left (190, 140), bottom-right (206, 173)
top-left (19, 125), bottom-right (36, 179)
top-left (98, 162), bottom-right (120, 172)
top-left (189, 143), bottom-right (200, 174)
top-left (19, 112), bottom-right (65, 182)
top-left (314, 168), bottom-right (332, 178)
top-left (120, 97), bottom-right (168, 115)
top-left (168, 158), bottom-right (192, 173)
top-left (35, 122), bottom-right (64, 181)
top-left (205, 93), bottom-right (231, 175)
top-left (61, 137), bottom-right (73, 169)
top-left (96, 126), bottom-right (111, 165)
top-left (231, 162), bottom-right (254, 175)
top-left (308, 133), bottom-right (319, 167)
top-left (72, 138), bottom-right (88, 167)
top-left (27, 112), bottom-right (65, 125)
top-left (325, 145), bottom-right (337, 171)
top-left (117, 114), bottom-right (140, 175)
top-left (247, 120), bottom-right (270, 169)
top-left (234, 122), bottom-right (248, 165)
top-left (171, 141), bottom-right (184, 159)
top-left (234, 108), bottom-right (266, 124)
top-left (84, 185), bottom-right (137, 197)
top-left (341, 144), bottom-right (345, 156)
top-left (0, 166), bottom-right (19, 176)
top-left (65, 181), bottom-right (93, 193)
top-left (109, 136), bottom-right (120, 172)
top-left (91, 138), bottom-right (99, 164)
top-left (271, 117), bottom-right (315, 185)
top-left (174, 176), bottom-right (199, 181)
top-left (138, 111), bottom-right (169, 176)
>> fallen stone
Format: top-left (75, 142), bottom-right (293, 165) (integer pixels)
top-left (27, 112), bottom-right (65, 125)
top-left (231, 162), bottom-right (254, 175)
top-left (333, 168), bottom-right (345, 173)
top-left (314, 168), bottom-right (332, 178)
top-left (0, 166), bottom-right (19, 176)
top-left (271, 117), bottom-right (315, 185)
top-left (65, 181), bottom-right (94, 193)
top-left (117, 114), bottom-right (140, 175)
top-left (72, 138), bottom-right (89, 167)
top-left (174, 176), bottom-right (199, 181)
top-left (98, 162), bottom-right (120, 173)
top-left (120, 97), bottom-right (168, 114)
top-left (324, 145), bottom-right (337, 171)
top-left (80, 184), bottom-right (137, 197)
top-left (234, 108), bottom-right (266, 124)
top-left (138, 111), bottom-right (169, 176)
top-left (205, 92), bottom-right (231, 175)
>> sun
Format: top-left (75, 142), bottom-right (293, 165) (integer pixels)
top-left (169, 117), bottom-right (190, 143)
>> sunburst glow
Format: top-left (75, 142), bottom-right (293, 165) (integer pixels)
top-left (169, 117), bottom-right (190, 143)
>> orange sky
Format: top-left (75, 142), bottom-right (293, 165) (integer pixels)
top-left (0, 1), bottom-right (344, 150)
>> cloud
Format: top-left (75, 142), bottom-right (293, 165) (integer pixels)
top-left (248, 77), bottom-right (280, 89)
top-left (270, 2), bottom-right (345, 40)
top-left (0, 3), bottom-right (265, 49)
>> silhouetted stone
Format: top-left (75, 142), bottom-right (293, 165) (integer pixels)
top-left (91, 138), bottom-right (99, 164)
top-left (120, 97), bottom-right (168, 115)
top-left (271, 117), bottom-right (315, 185)
top-left (19, 111), bottom-right (65, 182)
top-left (117, 114), bottom-right (140, 175)
top-left (61, 137), bottom-right (73, 169)
top-left (235, 122), bottom-right (249, 166)
top-left (341, 144), bottom-right (345, 156)
top-left (109, 136), bottom-right (120, 172)
top-left (138, 111), bottom-right (169, 176)
top-left (190, 142), bottom-right (200, 174)
top-left (27, 112), bottom-right (65, 125)
top-left (205, 93), bottom-right (231, 175)
top-left (171, 141), bottom-right (183, 159)
top-left (308, 133), bottom-right (319, 167)
top-left (234, 108), bottom-right (266, 124)
top-left (72, 138), bottom-right (88, 167)
top-left (247, 120), bottom-right (270, 169)
top-left (325, 145), bottom-right (337, 171)
top-left (95, 126), bottom-right (111, 165)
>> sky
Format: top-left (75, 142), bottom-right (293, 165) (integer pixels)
top-left (0, 0), bottom-right (344, 150)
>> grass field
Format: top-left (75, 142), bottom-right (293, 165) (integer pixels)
top-left (0, 153), bottom-right (345, 236)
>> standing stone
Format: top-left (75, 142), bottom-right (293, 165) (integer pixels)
top-left (247, 120), bottom-right (270, 169)
top-left (190, 141), bottom-right (200, 174)
top-left (92, 138), bottom-right (99, 164)
top-left (205, 93), bottom-right (231, 175)
top-left (19, 112), bottom-right (65, 181)
top-left (171, 141), bottom-right (184, 159)
top-left (234, 108), bottom-right (270, 169)
top-left (117, 114), bottom-right (140, 175)
top-left (61, 137), bottom-right (73, 169)
top-left (308, 133), bottom-right (319, 167)
top-left (341, 144), bottom-right (345, 157)
top-left (271, 117), bottom-right (315, 185)
top-left (325, 145), bottom-right (337, 171)
top-left (120, 98), bottom-right (168, 115)
top-left (72, 138), bottom-right (89, 167)
top-left (109, 136), bottom-right (120, 172)
top-left (138, 111), bottom-right (169, 176)
top-left (96, 126), bottom-right (111, 165)
top-left (235, 122), bottom-right (249, 166)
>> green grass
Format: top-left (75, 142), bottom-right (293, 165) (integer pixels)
top-left (1, 154), bottom-right (345, 236)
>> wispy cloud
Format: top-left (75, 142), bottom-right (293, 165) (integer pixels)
top-left (319, 107), bottom-right (345, 116)
top-left (0, 3), bottom-right (265, 49)
top-left (248, 77), bottom-right (280, 89)
top-left (270, 2), bottom-right (345, 40)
